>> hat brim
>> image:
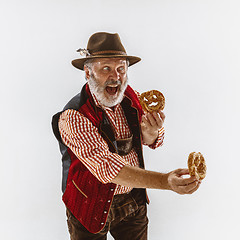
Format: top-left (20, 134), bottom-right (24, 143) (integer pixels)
top-left (71, 55), bottom-right (141, 70)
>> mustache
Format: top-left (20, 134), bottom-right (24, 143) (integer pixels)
top-left (104, 79), bottom-right (122, 87)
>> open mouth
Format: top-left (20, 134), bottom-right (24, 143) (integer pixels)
top-left (105, 85), bottom-right (119, 95)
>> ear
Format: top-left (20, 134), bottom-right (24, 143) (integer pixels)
top-left (84, 65), bottom-right (91, 80)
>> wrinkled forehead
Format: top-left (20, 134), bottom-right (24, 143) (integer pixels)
top-left (92, 57), bottom-right (128, 66)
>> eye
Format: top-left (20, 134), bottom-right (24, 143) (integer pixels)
top-left (118, 66), bottom-right (126, 73)
top-left (103, 66), bottom-right (110, 71)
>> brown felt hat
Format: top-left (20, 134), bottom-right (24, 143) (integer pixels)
top-left (72, 32), bottom-right (141, 70)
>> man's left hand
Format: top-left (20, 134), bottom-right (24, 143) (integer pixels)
top-left (140, 110), bottom-right (165, 145)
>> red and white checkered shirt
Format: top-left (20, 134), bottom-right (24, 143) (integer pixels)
top-left (59, 91), bottom-right (165, 195)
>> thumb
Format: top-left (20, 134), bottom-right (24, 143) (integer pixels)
top-left (174, 168), bottom-right (189, 176)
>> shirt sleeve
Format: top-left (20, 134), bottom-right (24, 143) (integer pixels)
top-left (58, 109), bottom-right (129, 184)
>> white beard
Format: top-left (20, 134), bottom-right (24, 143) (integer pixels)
top-left (88, 73), bottom-right (128, 108)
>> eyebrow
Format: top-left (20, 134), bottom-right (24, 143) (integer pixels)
top-left (98, 59), bottom-right (127, 64)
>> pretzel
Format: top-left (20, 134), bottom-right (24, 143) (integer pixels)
top-left (139, 90), bottom-right (165, 112)
top-left (188, 152), bottom-right (206, 180)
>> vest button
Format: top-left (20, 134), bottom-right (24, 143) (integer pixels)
top-left (108, 200), bottom-right (111, 203)
top-left (101, 222), bottom-right (104, 225)
top-left (104, 211), bottom-right (107, 214)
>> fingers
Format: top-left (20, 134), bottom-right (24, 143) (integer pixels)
top-left (141, 115), bottom-right (151, 128)
top-left (177, 180), bottom-right (201, 195)
top-left (143, 110), bottom-right (165, 129)
top-left (168, 169), bottom-right (201, 195)
top-left (188, 181), bottom-right (201, 194)
top-left (158, 110), bottom-right (165, 122)
top-left (174, 175), bottom-right (197, 186)
top-left (174, 168), bottom-right (189, 176)
top-left (153, 112), bottom-right (163, 127)
top-left (148, 113), bottom-right (159, 127)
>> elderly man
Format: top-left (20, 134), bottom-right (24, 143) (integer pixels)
top-left (52, 32), bottom-right (201, 240)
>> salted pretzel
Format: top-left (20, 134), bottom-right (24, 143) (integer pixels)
top-left (139, 90), bottom-right (165, 112)
top-left (188, 152), bottom-right (206, 180)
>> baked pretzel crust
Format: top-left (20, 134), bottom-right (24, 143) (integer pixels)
top-left (188, 152), bottom-right (206, 180)
top-left (139, 90), bottom-right (165, 112)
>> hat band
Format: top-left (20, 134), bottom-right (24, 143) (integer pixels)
top-left (91, 50), bottom-right (127, 56)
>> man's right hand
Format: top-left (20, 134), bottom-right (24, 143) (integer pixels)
top-left (166, 168), bottom-right (201, 195)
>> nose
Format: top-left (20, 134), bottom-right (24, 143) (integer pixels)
top-left (110, 69), bottom-right (121, 81)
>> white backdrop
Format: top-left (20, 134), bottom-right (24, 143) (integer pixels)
top-left (1, 0), bottom-right (239, 239)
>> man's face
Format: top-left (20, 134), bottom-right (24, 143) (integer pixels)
top-left (85, 58), bottom-right (129, 107)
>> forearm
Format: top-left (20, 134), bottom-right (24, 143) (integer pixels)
top-left (111, 165), bottom-right (171, 190)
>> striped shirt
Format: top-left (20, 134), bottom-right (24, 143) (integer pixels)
top-left (59, 91), bottom-right (164, 195)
